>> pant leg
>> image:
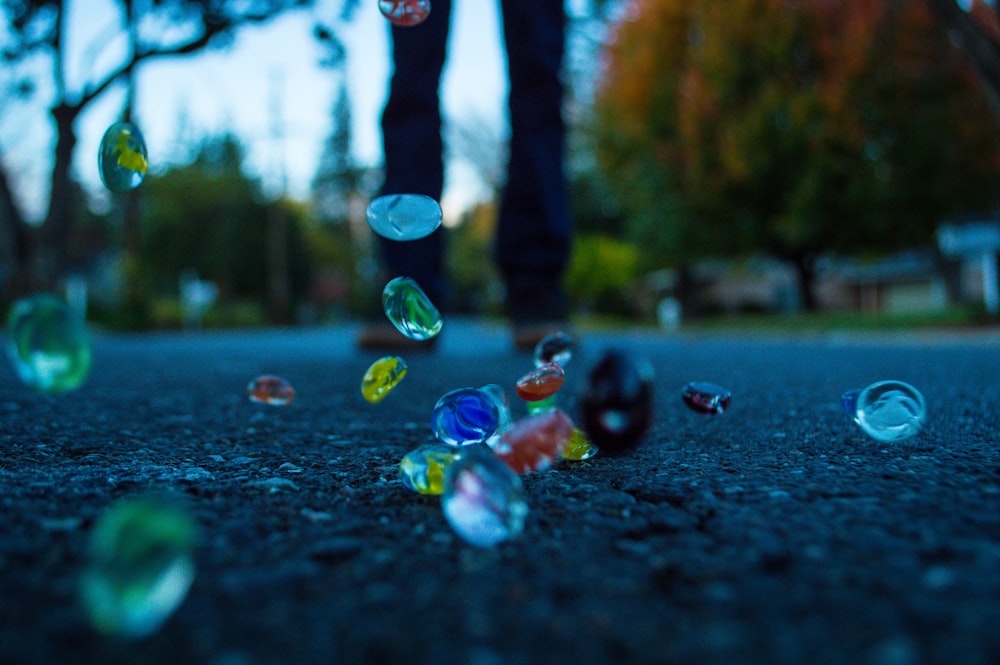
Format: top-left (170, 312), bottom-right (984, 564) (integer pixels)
top-left (496, 0), bottom-right (571, 320)
top-left (378, 0), bottom-right (452, 305)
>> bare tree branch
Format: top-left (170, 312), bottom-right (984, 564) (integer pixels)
top-left (926, 0), bottom-right (1000, 122)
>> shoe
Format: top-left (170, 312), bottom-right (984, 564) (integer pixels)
top-left (356, 321), bottom-right (439, 351)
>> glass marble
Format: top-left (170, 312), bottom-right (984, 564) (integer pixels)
top-left (361, 355), bottom-right (407, 403)
top-left (681, 381), bottom-right (732, 415)
top-left (479, 383), bottom-right (513, 435)
top-left (79, 497), bottom-right (196, 638)
top-left (442, 447), bottom-right (528, 548)
top-left (515, 362), bottom-right (566, 402)
top-left (562, 426), bottom-right (598, 461)
top-left (533, 331), bottom-right (576, 367)
top-left (841, 380), bottom-right (926, 442)
top-left (366, 194), bottom-right (442, 241)
top-left (98, 122), bottom-right (148, 192)
top-left (399, 444), bottom-right (459, 495)
top-left (382, 276), bottom-right (443, 341)
top-left (378, 0), bottom-right (431, 27)
top-left (579, 348), bottom-right (654, 455)
top-left (494, 409), bottom-right (573, 474)
top-left (432, 387), bottom-right (502, 446)
top-left (247, 374), bottom-right (295, 405)
top-left (5, 293), bottom-right (91, 393)
top-left (525, 393), bottom-right (558, 415)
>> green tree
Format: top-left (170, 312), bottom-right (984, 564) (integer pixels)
top-left (566, 233), bottom-right (639, 315)
top-left (594, 0), bottom-right (1000, 309)
top-left (0, 0), bottom-right (316, 294)
top-left (448, 202), bottom-right (502, 314)
top-left (139, 133), bottom-right (311, 318)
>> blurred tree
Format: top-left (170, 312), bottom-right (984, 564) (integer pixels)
top-left (0, 0), bottom-right (315, 294)
top-left (312, 83), bottom-right (358, 224)
top-left (310, 80), bottom-right (378, 316)
top-left (927, 0), bottom-right (1000, 121)
top-left (594, 0), bottom-right (1000, 310)
top-left (566, 232), bottom-right (639, 315)
top-left (139, 133), bottom-right (311, 318)
top-left (447, 201), bottom-right (502, 314)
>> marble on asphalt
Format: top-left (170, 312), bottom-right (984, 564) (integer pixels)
top-left (1, 319), bottom-right (998, 665)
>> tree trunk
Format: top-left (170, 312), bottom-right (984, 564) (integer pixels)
top-left (791, 253), bottom-right (818, 312)
top-left (0, 153), bottom-right (32, 300)
top-left (267, 201), bottom-right (292, 324)
top-left (38, 102), bottom-right (80, 290)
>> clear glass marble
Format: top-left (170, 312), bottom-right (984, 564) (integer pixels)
top-left (366, 194), bottom-right (442, 241)
top-left (442, 447), bottom-right (528, 548)
top-left (841, 380), bottom-right (926, 442)
top-left (5, 293), bottom-right (91, 393)
top-left (98, 122), bottom-right (148, 192)
top-left (382, 276), bottom-right (443, 341)
top-left (533, 331), bottom-right (575, 367)
top-left (79, 497), bottom-right (196, 638)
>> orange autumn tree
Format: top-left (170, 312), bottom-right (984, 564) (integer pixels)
top-left (594, 0), bottom-right (1000, 310)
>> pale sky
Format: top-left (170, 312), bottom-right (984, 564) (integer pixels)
top-left (3, 0), bottom-right (576, 223)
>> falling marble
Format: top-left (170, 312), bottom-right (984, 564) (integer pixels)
top-left (98, 121), bottom-right (148, 192)
top-left (442, 446), bottom-right (528, 548)
top-left (382, 276), bottom-right (443, 341)
top-left (79, 496), bottom-right (196, 638)
top-left (361, 356), bottom-right (407, 403)
top-left (366, 194), bottom-right (442, 241)
top-left (378, 0), bottom-right (432, 26)
top-left (533, 331), bottom-right (575, 367)
top-left (5, 293), bottom-right (91, 393)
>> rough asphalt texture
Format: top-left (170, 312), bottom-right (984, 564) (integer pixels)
top-left (1, 319), bottom-right (998, 665)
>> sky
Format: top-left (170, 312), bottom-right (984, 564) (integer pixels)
top-left (1, 0), bottom-right (562, 224)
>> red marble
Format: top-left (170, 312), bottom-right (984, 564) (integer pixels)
top-left (514, 362), bottom-right (566, 402)
top-left (494, 409), bottom-right (574, 474)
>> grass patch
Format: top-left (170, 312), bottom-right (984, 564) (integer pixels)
top-left (681, 305), bottom-right (989, 334)
top-left (571, 305), bottom-right (993, 334)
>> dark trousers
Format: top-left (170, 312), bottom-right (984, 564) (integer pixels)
top-left (379, 0), bottom-right (570, 318)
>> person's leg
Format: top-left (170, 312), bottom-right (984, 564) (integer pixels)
top-left (496, 0), bottom-right (571, 329)
top-left (378, 0), bottom-right (452, 306)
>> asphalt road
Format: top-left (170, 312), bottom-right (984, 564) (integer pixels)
top-left (1, 319), bottom-right (998, 665)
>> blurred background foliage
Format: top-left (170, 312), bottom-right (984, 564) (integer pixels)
top-left (2, 0), bottom-right (1000, 329)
